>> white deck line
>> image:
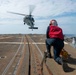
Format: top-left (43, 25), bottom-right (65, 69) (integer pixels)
top-left (0, 42), bottom-right (45, 44)
top-left (0, 42), bottom-right (68, 44)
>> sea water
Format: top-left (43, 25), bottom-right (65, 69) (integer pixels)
top-left (64, 34), bottom-right (76, 48)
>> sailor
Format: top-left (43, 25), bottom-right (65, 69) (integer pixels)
top-left (45, 19), bottom-right (64, 65)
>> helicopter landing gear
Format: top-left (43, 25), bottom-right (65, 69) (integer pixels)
top-left (24, 22), bottom-right (25, 25)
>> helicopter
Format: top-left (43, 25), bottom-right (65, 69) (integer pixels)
top-left (8, 5), bottom-right (38, 30)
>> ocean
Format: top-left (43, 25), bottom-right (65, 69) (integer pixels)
top-left (64, 34), bottom-right (76, 48)
top-left (64, 34), bottom-right (76, 38)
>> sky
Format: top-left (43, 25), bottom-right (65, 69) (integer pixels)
top-left (0, 0), bottom-right (76, 34)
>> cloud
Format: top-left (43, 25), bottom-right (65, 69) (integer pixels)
top-left (0, 0), bottom-right (76, 17)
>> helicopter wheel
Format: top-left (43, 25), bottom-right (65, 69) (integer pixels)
top-left (24, 22), bottom-right (25, 25)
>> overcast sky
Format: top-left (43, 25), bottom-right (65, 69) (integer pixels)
top-left (0, 0), bottom-right (76, 34)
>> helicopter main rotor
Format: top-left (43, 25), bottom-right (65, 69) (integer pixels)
top-left (7, 5), bottom-right (35, 17)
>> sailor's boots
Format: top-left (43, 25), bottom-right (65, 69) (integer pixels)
top-left (47, 53), bottom-right (52, 58)
top-left (44, 51), bottom-right (52, 58)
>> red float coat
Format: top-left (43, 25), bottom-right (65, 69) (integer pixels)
top-left (48, 25), bottom-right (64, 40)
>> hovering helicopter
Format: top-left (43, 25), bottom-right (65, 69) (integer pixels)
top-left (8, 5), bottom-right (38, 30)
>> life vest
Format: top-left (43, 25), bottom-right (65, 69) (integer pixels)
top-left (49, 25), bottom-right (64, 40)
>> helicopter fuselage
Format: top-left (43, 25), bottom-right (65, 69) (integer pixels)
top-left (23, 16), bottom-right (34, 27)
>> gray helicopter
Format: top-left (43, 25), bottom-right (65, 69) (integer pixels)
top-left (8, 5), bottom-right (38, 30)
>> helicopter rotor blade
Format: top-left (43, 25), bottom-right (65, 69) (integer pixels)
top-left (29, 5), bottom-right (35, 15)
top-left (7, 11), bottom-right (27, 16)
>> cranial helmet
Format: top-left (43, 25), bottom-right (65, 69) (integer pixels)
top-left (49, 19), bottom-right (58, 26)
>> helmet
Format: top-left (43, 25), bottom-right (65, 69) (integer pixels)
top-left (49, 19), bottom-right (58, 26)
